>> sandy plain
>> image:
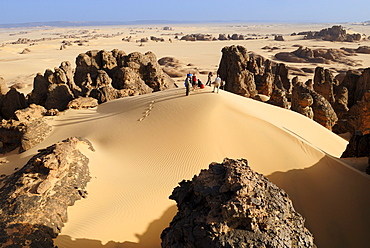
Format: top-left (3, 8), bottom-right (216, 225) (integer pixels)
top-left (0, 22), bottom-right (369, 247)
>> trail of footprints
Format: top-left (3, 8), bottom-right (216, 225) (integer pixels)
top-left (138, 100), bottom-right (155, 121)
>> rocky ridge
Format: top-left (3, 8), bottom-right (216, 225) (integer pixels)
top-left (161, 158), bottom-right (315, 248)
top-left (0, 137), bottom-right (93, 247)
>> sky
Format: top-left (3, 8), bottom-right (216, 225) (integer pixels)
top-left (0, 0), bottom-right (369, 24)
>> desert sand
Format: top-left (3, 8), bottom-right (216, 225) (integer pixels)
top-left (1, 23), bottom-right (370, 247)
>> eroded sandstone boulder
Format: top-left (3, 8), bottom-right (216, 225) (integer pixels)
top-left (0, 137), bottom-right (93, 246)
top-left (1, 88), bottom-right (28, 119)
top-left (161, 158), bottom-right (315, 248)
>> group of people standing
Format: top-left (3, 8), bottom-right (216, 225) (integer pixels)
top-left (184, 72), bottom-right (225, 96)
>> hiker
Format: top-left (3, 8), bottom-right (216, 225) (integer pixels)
top-left (192, 74), bottom-right (197, 89)
top-left (184, 76), bottom-right (191, 96)
top-left (212, 75), bottom-right (222, 93)
top-left (206, 72), bottom-right (213, 86)
top-left (198, 79), bottom-right (205, 89)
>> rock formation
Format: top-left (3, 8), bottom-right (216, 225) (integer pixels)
top-left (291, 83), bottom-right (314, 119)
top-left (67, 97), bottom-right (99, 109)
top-left (301, 25), bottom-right (362, 42)
top-left (0, 137), bottom-right (92, 246)
top-left (267, 89), bottom-right (289, 109)
top-left (161, 158), bottom-right (315, 248)
top-left (313, 67), bottom-right (336, 104)
top-left (1, 88), bottom-right (28, 119)
top-left (275, 46), bottom-right (360, 66)
top-left (217, 45), bottom-right (257, 98)
top-left (341, 131), bottom-right (370, 158)
top-left (347, 90), bottom-right (370, 135)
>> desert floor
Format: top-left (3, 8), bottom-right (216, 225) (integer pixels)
top-left (0, 22), bottom-right (370, 248)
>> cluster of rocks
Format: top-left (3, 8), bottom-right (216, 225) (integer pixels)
top-left (275, 46), bottom-right (361, 66)
top-left (180, 33), bottom-right (264, 41)
top-left (296, 25), bottom-right (362, 42)
top-left (0, 49), bottom-right (175, 153)
top-left (161, 158), bottom-right (315, 248)
top-left (0, 137), bottom-right (92, 247)
top-left (218, 45), bottom-right (370, 134)
top-left (158, 57), bottom-right (200, 78)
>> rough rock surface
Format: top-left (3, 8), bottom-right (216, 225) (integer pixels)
top-left (0, 137), bottom-right (93, 247)
top-left (161, 158), bottom-right (315, 248)
top-left (291, 82), bottom-right (337, 129)
top-left (267, 89), bottom-right (289, 109)
top-left (217, 45), bottom-right (257, 98)
top-left (20, 119), bottom-right (53, 152)
top-left (67, 97), bottom-right (98, 109)
top-left (0, 120), bottom-right (23, 154)
top-left (14, 104), bottom-right (47, 122)
top-left (347, 90), bottom-right (370, 135)
top-left (313, 67), bottom-right (336, 104)
top-left (291, 83), bottom-right (314, 119)
top-left (1, 88), bottom-right (28, 119)
top-left (341, 132), bottom-right (370, 158)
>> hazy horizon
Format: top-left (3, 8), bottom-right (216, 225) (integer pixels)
top-left (0, 0), bottom-right (369, 25)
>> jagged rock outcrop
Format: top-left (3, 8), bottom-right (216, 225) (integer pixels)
top-left (311, 90), bottom-right (338, 130)
top-left (255, 72), bottom-right (274, 97)
top-left (341, 131), bottom-right (370, 158)
top-left (313, 67), bottom-right (336, 104)
top-left (112, 67), bottom-right (153, 94)
top-left (267, 89), bottom-right (289, 109)
top-left (45, 84), bottom-right (75, 111)
top-left (275, 63), bottom-right (291, 94)
top-left (0, 137), bottom-right (92, 246)
top-left (340, 70), bottom-right (361, 108)
top-left (291, 83), bottom-right (314, 119)
top-left (218, 45), bottom-right (257, 98)
top-left (354, 68), bottom-right (370, 104)
top-left (347, 90), bottom-right (370, 135)
top-left (1, 88), bottom-right (28, 119)
top-left (161, 158), bottom-right (315, 248)
top-left (291, 82), bottom-right (337, 129)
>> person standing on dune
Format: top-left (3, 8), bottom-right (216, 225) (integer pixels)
top-left (212, 75), bottom-right (221, 93)
top-left (206, 71), bottom-right (213, 86)
top-left (184, 76), bottom-right (191, 96)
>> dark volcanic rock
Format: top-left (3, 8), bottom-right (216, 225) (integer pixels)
top-left (0, 137), bottom-right (92, 246)
top-left (161, 158), bottom-right (315, 248)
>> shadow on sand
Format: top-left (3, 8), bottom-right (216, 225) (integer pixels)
top-left (267, 156), bottom-right (370, 248)
top-left (54, 205), bottom-right (177, 248)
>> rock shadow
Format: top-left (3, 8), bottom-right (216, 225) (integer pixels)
top-left (267, 156), bottom-right (370, 248)
top-left (55, 205), bottom-right (177, 248)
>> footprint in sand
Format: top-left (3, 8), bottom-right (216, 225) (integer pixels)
top-left (138, 100), bottom-right (155, 121)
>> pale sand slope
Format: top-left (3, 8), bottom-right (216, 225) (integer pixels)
top-left (1, 87), bottom-right (369, 247)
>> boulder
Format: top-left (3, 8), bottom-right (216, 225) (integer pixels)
top-left (89, 86), bottom-right (122, 104)
top-left (274, 35), bottom-right (284, 41)
top-left (1, 88), bottom-right (28, 119)
top-left (67, 97), bottom-right (99, 109)
top-left (20, 118), bottom-right (52, 152)
top-left (0, 137), bottom-right (92, 246)
top-left (311, 91), bottom-right (338, 130)
top-left (0, 120), bottom-right (23, 154)
top-left (161, 158), bottom-right (315, 248)
top-left (15, 104), bottom-right (47, 122)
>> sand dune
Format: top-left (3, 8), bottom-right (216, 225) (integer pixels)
top-left (2, 86), bottom-right (369, 247)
